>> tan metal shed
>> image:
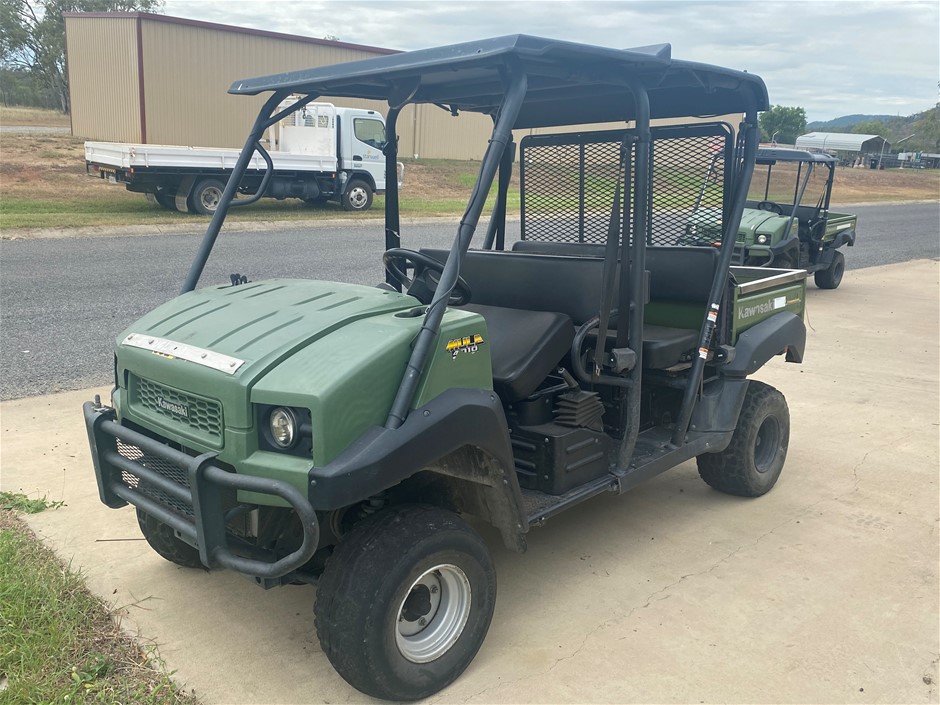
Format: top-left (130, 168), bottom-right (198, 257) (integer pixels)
top-left (64, 14), bottom-right (740, 160)
top-left (64, 12), bottom-right (498, 159)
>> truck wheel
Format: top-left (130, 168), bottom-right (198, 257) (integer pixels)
top-left (154, 191), bottom-right (177, 210)
top-left (314, 505), bottom-right (496, 700)
top-left (136, 508), bottom-right (203, 569)
top-left (341, 179), bottom-right (373, 211)
top-left (814, 250), bottom-right (845, 289)
top-left (189, 178), bottom-right (226, 215)
top-left (697, 381), bottom-right (789, 497)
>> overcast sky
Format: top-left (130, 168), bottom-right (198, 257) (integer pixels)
top-left (163, 0), bottom-right (939, 122)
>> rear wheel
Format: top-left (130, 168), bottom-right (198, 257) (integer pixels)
top-left (136, 509), bottom-right (203, 569)
top-left (341, 179), bottom-right (373, 211)
top-left (315, 505), bottom-right (496, 701)
top-left (697, 381), bottom-right (789, 497)
top-left (154, 191), bottom-right (177, 210)
top-left (189, 178), bottom-right (226, 215)
top-left (814, 250), bottom-right (845, 289)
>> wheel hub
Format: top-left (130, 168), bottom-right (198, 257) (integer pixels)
top-left (754, 415), bottom-right (781, 472)
top-left (349, 187), bottom-right (367, 208)
top-left (395, 564), bottom-right (471, 663)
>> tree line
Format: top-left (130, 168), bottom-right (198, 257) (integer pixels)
top-left (1, 0), bottom-right (161, 112)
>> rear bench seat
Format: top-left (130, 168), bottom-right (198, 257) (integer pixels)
top-left (420, 245), bottom-right (718, 399)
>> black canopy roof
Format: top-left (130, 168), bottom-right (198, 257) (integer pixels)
top-left (229, 35), bottom-right (768, 129)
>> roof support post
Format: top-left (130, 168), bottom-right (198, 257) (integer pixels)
top-left (385, 68), bottom-right (528, 429)
top-left (670, 102), bottom-right (760, 446)
top-left (384, 106), bottom-right (402, 288)
top-left (180, 90), bottom-right (317, 294)
top-left (615, 79), bottom-right (650, 470)
top-left (482, 138), bottom-right (515, 250)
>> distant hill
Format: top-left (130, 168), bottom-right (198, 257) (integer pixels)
top-left (807, 114), bottom-right (896, 131)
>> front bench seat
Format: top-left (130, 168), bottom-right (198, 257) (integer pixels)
top-left (462, 303), bottom-right (573, 402)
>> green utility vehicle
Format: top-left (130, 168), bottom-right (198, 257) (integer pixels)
top-left (684, 148), bottom-right (857, 288)
top-left (84, 36), bottom-right (808, 701)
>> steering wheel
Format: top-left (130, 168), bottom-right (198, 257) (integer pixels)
top-left (382, 248), bottom-right (472, 306)
top-left (756, 200), bottom-right (784, 215)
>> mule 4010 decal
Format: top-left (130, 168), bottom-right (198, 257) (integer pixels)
top-left (445, 333), bottom-right (485, 360)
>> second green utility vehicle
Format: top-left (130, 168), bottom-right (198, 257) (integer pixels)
top-left (84, 36), bottom-right (807, 701)
top-left (684, 147), bottom-right (858, 288)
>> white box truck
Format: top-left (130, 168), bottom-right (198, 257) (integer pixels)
top-left (84, 100), bottom-right (402, 214)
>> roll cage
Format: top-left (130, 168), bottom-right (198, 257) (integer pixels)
top-left (179, 34), bottom-right (769, 469)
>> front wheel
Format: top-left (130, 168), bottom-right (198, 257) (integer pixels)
top-left (697, 380), bottom-right (790, 497)
top-left (341, 179), bottom-right (373, 211)
top-left (314, 505), bottom-right (496, 701)
top-left (814, 250), bottom-right (845, 289)
top-left (137, 509), bottom-right (203, 569)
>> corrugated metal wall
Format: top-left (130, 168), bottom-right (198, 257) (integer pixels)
top-left (66, 14), bottom-right (739, 160)
top-left (65, 17), bottom-right (142, 143)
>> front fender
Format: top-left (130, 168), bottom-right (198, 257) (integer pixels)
top-left (308, 386), bottom-right (520, 501)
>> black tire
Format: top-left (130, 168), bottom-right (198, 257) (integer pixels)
top-left (315, 505), bottom-right (496, 701)
top-left (815, 250), bottom-right (845, 289)
top-left (154, 191), bottom-right (177, 210)
top-left (697, 380), bottom-right (789, 497)
top-left (341, 179), bottom-right (373, 211)
top-left (189, 178), bottom-right (226, 215)
top-left (136, 509), bottom-right (203, 569)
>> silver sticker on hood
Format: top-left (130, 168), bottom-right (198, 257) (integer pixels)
top-left (122, 334), bottom-right (245, 374)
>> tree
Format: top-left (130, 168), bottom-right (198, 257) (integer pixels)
top-left (851, 120), bottom-right (888, 137)
top-left (0, 0), bottom-right (162, 112)
top-left (913, 104), bottom-right (940, 153)
top-left (758, 105), bottom-right (807, 145)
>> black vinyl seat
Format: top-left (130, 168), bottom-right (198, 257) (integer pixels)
top-left (642, 325), bottom-right (699, 369)
top-left (462, 303), bottom-right (573, 402)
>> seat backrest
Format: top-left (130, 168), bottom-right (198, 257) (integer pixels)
top-left (420, 248), bottom-right (607, 325)
top-left (510, 241), bottom-right (719, 304)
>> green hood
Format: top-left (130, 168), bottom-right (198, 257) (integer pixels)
top-left (115, 280), bottom-right (417, 434)
top-left (737, 209), bottom-right (790, 244)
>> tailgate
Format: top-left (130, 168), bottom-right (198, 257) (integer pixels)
top-left (823, 212), bottom-right (857, 241)
top-left (730, 267), bottom-right (807, 342)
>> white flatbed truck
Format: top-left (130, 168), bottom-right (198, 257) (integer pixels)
top-left (85, 101), bottom-right (400, 214)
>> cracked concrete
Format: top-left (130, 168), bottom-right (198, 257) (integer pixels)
top-left (1, 259), bottom-right (938, 704)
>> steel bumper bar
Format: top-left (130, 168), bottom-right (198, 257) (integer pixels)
top-left (83, 401), bottom-right (318, 579)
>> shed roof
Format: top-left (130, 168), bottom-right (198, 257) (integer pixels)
top-left (795, 132), bottom-right (889, 152)
top-left (229, 34), bottom-right (769, 129)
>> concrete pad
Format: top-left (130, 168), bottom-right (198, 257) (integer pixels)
top-left (2, 259), bottom-right (938, 704)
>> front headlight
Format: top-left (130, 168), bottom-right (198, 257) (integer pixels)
top-left (756, 234), bottom-right (769, 245)
top-left (269, 407), bottom-right (298, 449)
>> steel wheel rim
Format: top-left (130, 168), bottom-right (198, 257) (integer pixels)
top-left (754, 415), bottom-right (780, 472)
top-left (348, 186), bottom-right (367, 209)
top-left (201, 186), bottom-right (222, 211)
top-left (395, 563), bottom-right (471, 663)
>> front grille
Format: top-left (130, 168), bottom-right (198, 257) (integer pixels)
top-left (132, 376), bottom-right (223, 442)
top-left (117, 439), bottom-right (193, 517)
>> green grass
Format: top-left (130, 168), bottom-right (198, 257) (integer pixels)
top-left (0, 491), bottom-right (64, 514)
top-left (0, 509), bottom-right (197, 704)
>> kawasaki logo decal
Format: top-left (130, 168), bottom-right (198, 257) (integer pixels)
top-left (156, 396), bottom-right (190, 419)
top-left (738, 295), bottom-right (800, 320)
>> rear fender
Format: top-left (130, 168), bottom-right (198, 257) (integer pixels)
top-left (722, 312), bottom-right (805, 377)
